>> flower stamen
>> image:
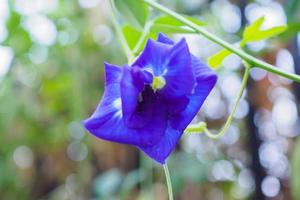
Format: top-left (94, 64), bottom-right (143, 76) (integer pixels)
top-left (151, 76), bottom-right (166, 91)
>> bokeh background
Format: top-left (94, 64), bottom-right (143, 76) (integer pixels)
top-left (0, 0), bottom-right (300, 199)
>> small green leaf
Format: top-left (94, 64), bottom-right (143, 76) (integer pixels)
top-left (242, 16), bottom-right (287, 45)
top-left (122, 25), bottom-right (142, 50)
top-left (247, 26), bottom-right (287, 42)
top-left (150, 15), bottom-right (204, 34)
top-left (291, 137), bottom-right (300, 200)
top-left (114, 0), bottom-right (148, 29)
top-left (208, 49), bottom-right (231, 69)
top-left (243, 16), bottom-right (265, 42)
top-left (154, 15), bottom-right (205, 27)
top-left (186, 16), bottom-right (206, 26)
top-left (150, 24), bottom-right (195, 34)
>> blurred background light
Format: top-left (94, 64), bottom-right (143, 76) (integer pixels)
top-left (220, 125), bottom-right (240, 146)
top-left (258, 121), bottom-right (277, 140)
top-left (57, 18), bottom-right (80, 46)
top-left (65, 174), bottom-right (77, 196)
top-left (261, 176), bottom-right (280, 197)
top-left (259, 141), bottom-right (282, 169)
top-left (0, 25), bottom-right (8, 43)
top-left (233, 99), bottom-right (249, 119)
top-left (250, 67), bottom-right (267, 81)
top-left (93, 24), bottom-right (113, 46)
top-left (276, 49), bottom-right (295, 84)
top-left (0, 0), bottom-right (9, 43)
top-left (28, 45), bottom-right (48, 64)
top-left (203, 88), bottom-right (226, 120)
top-left (223, 54), bottom-right (242, 71)
top-left (246, 41), bottom-right (267, 52)
top-left (13, 145), bottom-right (34, 169)
top-left (184, 35), bottom-right (219, 58)
top-left (15, 63), bottom-right (37, 87)
top-left (68, 121), bottom-right (86, 141)
top-left (211, 160), bottom-right (236, 181)
top-left (67, 141), bottom-right (88, 162)
top-left (14, 0), bottom-right (58, 16)
top-left (78, 0), bottom-right (102, 9)
top-left (219, 73), bottom-right (242, 99)
top-left (0, 46), bottom-right (14, 80)
top-left (270, 154), bottom-right (290, 178)
top-left (267, 86), bottom-right (294, 103)
top-left (182, 0), bottom-right (206, 11)
top-left (0, 0), bottom-right (9, 20)
top-left (211, 0), bottom-right (241, 33)
top-left (255, 0), bottom-right (272, 4)
top-left (23, 15), bottom-right (57, 46)
top-left (182, 134), bottom-right (203, 155)
top-left (237, 169), bottom-right (255, 192)
top-left (245, 2), bottom-right (286, 29)
top-left (272, 97), bottom-right (298, 137)
top-left (93, 169), bottom-right (123, 198)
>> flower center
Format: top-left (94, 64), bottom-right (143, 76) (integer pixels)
top-left (151, 76), bottom-right (166, 91)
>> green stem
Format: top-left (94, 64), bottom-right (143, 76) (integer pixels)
top-left (163, 164), bottom-right (174, 200)
top-left (204, 64), bottom-right (251, 139)
top-left (133, 21), bottom-right (153, 55)
top-left (185, 122), bottom-right (207, 134)
top-left (109, 0), bottom-right (135, 62)
top-left (184, 64), bottom-right (250, 139)
top-left (143, 0), bottom-right (300, 83)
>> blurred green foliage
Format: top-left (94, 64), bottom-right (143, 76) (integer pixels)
top-left (0, 0), bottom-right (112, 199)
top-left (291, 137), bottom-right (300, 200)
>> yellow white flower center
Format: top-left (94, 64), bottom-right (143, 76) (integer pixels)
top-left (151, 76), bottom-right (166, 91)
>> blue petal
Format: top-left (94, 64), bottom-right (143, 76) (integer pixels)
top-left (138, 124), bottom-right (182, 164)
top-left (167, 96), bottom-right (189, 114)
top-left (157, 33), bottom-right (174, 45)
top-left (134, 37), bottom-right (195, 100)
top-left (138, 56), bottom-right (217, 164)
top-left (170, 56), bottom-right (217, 130)
top-left (83, 63), bottom-right (168, 147)
top-left (131, 66), bottom-right (153, 85)
top-left (103, 62), bottom-right (123, 85)
top-left (158, 39), bottom-right (195, 99)
top-left (120, 66), bottom-right (151, 128)
top-left (132, 39), bottom-right (172, 75)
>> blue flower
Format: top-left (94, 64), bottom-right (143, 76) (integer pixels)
top-left (83, 34), bottom-right (217, 164)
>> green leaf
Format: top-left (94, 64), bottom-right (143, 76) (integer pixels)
top-left (4, 10), bottom-right (32, 55)
top-left (243, 16), bottom-right (265, 42)
top-left (185, 16), bottom-right (206, 26)
top-left (247, 26), bottom-right (287, 42)
top-left (150, 15), bottom-right (204, 34)
top-left (154, 15), bottom-right (205, 27)
top-left (291, 137), bottom-right (300, 200)
top-left (150, 24), bottom-right (195, 34)
top-left (242, 16), bottom-right (287, 45)
top-left (122, 25), bottom-right (142, 50)
top-left (208, 49), bottom-right (231, 69)
top-left (114, 0), bottom-right (148, 29)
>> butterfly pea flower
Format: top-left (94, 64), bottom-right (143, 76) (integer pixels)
top-left (83, 33), bottom-right (217, 164)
